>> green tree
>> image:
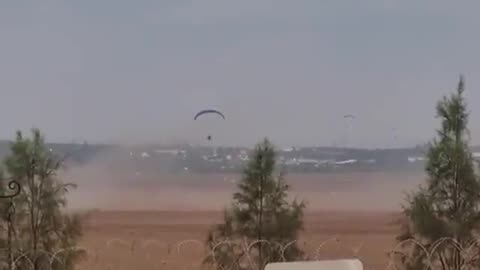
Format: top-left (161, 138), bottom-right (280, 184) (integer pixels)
top-left (204, 138), bottom-right (306, 270)
top-left (0, 129), bottom-right (84, 270)
top-left (396, 76), bottom-right (480, 270)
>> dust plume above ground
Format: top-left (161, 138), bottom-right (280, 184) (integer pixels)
top-left (61, 146), bottom-right (424, 212)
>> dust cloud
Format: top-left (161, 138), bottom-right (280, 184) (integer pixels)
top-left (60, 146), bottom-right (424, 212)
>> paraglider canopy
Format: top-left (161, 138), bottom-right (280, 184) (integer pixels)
top-left (194, 109), bottom-right (225, 120)
top-left (194, 109), bottom-right (225, 145)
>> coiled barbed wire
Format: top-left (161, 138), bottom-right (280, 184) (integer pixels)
top-left (0, 237), bottom-right (477, 270)
top-left (93, 237), bottom-right (480, 270)
top-left (0, 237), bottom-right (467, 270)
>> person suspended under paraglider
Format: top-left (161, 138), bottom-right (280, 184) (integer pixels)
top-left (194, 109), bottom-right (225, 142)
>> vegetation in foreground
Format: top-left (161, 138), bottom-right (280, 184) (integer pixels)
top-left (205, 138), bottom-right (306, 270)
top-left (397, 77), bottom-right (480, 270)
top-left (0, 77), bottom-right (478, 270)
top-left (0, 129), bottom-right (84, 270)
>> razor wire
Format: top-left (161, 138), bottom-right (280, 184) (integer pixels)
top-left (0, 237), bottom-right (479, 270)
top-left (54, 236), bottom-right (479, 270)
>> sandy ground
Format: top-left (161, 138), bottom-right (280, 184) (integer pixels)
top-left (78, 210), bottom-right (401, 270)
top-left (63, 171), bottom-right (423, 270)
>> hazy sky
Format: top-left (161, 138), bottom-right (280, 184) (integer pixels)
top-left (1, 0), bottom-right (480, 148)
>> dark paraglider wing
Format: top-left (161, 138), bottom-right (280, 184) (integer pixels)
top-left (194, 109), bottom-right (226, 120)
top-left (343, 114), bottom-right (355, 119)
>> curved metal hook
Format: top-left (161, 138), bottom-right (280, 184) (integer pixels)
top-left (0, 179), bottom-right (21, 198)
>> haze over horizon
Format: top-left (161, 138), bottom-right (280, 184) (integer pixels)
top-left (1, 1), bottom-right (480, 148)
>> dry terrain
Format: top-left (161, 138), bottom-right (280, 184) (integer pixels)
top-left (63, 171), bottom-right (423, 270)
top-left (78, 210), bottom-right (400, 270)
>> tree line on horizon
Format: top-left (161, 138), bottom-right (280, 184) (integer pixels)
top-left (0, 76), bottom-right (478, 270)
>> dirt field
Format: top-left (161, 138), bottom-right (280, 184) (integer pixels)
top-left (78, 210), bottom-right (401, 270)
top-left (65, 171), bottom-right (422, 270)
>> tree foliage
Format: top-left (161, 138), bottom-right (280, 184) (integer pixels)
top-left (204, 138), bottom-right (306, 270)
top-left (0, 129), bottom-right (84, 270)
top-left (396, 77), bottom-right (480, 270)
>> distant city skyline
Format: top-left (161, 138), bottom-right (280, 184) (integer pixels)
top-left (1, 1), bottom-right (479, 148)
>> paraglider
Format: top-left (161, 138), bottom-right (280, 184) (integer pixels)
top-left (194, 108), bottom-right (226, 157)
top-left (193, 109), bottom-right (225, 142)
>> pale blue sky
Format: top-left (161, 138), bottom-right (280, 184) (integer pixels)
top-left (0, 0), bottom-right (479, 148)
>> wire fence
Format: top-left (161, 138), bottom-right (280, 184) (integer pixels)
top-left (2, 237), bottom-right (480, 270)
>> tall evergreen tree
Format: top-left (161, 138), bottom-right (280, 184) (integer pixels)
top-left (396, 77), bottom-right (480, 270)
top-left (0, 129), bottom-right (84, 270)
top-left (204, 138), bottom-right (306, 270)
